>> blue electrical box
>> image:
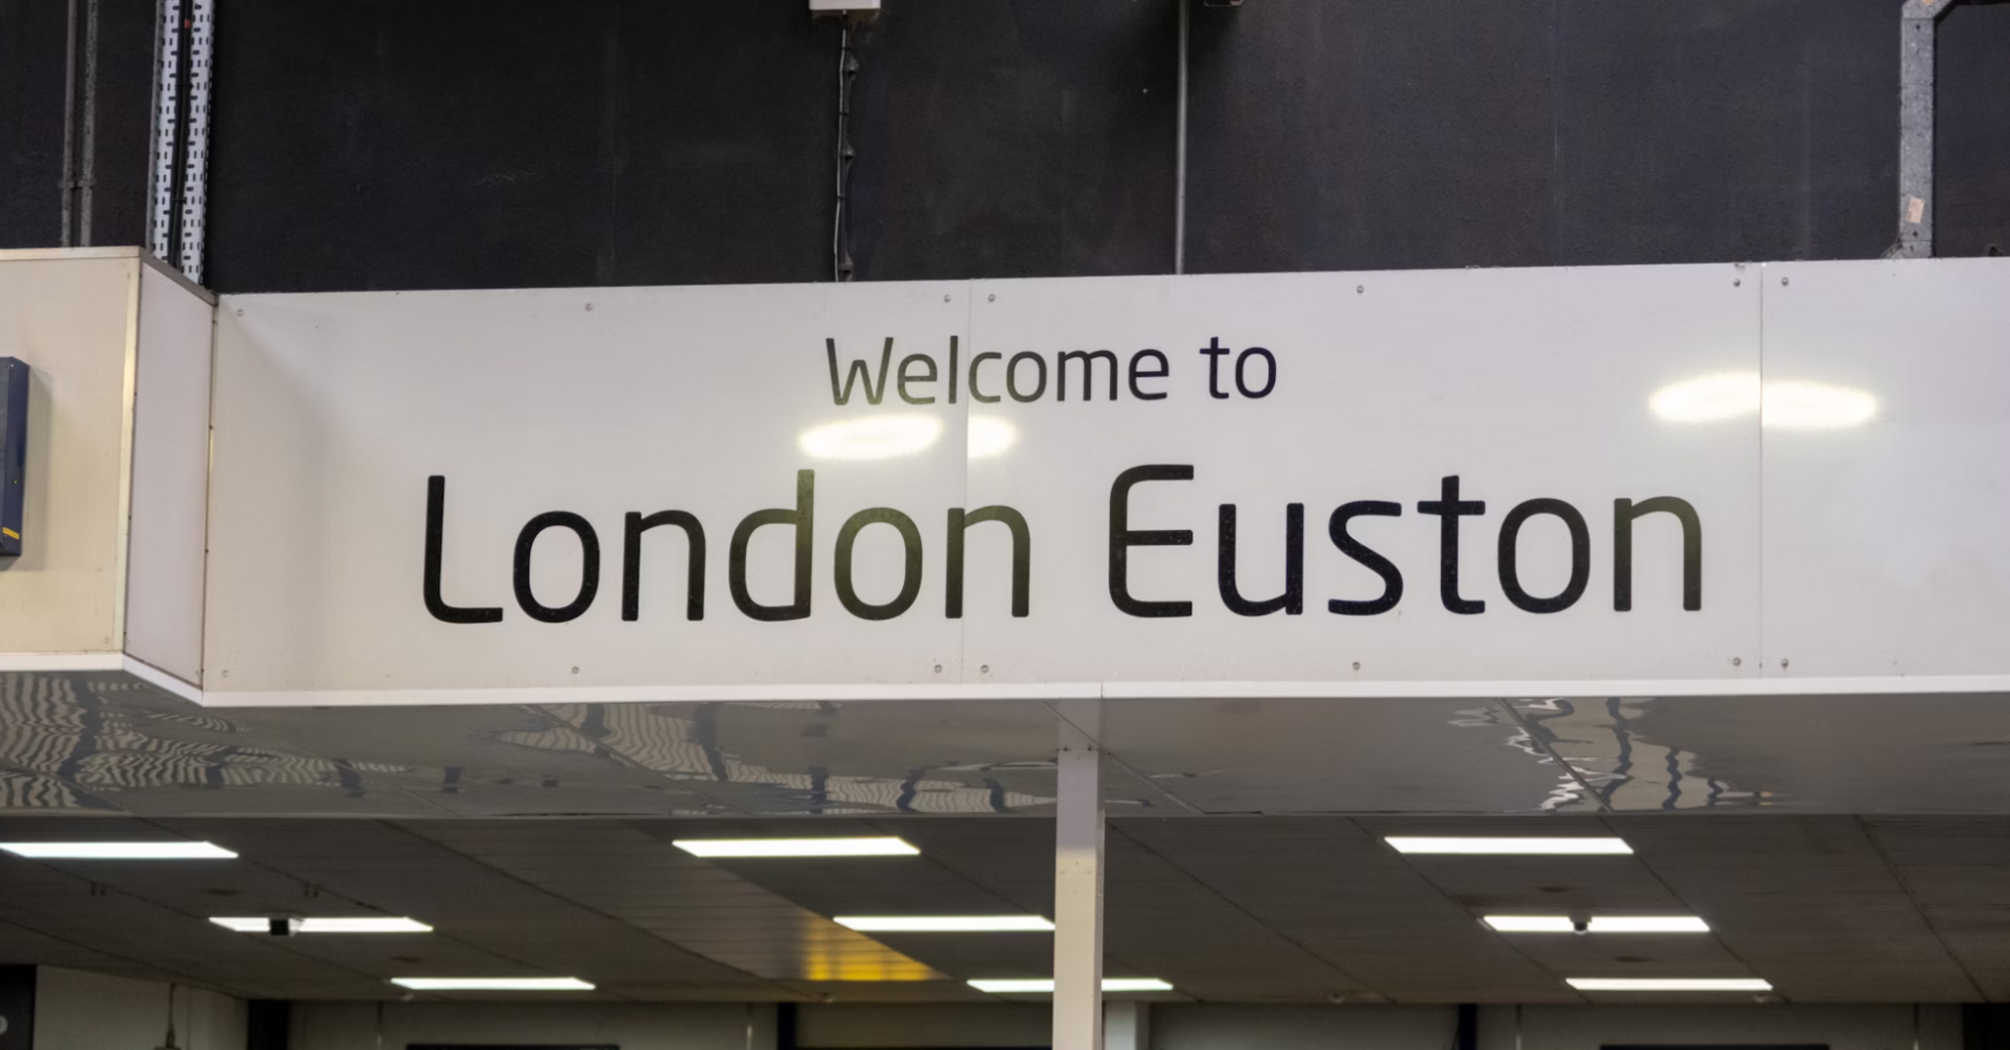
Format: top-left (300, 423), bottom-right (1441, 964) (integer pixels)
top-left (0, 358), bottom-right (26, 557)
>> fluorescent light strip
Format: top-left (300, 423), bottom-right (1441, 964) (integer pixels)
top-left (0, 841), bottom-right (237, 860)
top-left (391, 978), bottom-right (594, 991)
top-left (1587, 916), bottom-right (1711, 933)
top-left (1385, 837), bottom-right (1632, 856)
top-left (837, 916), bottom-right (1054, 933)
top-left (672, 837), bottom-right (919, 858)
top-left (212, 917), bottom-right (433, 934)
top-left (969, 978), bottom-right (1173, 994)
top-left (1485, 916), bottom-right (1709, 934)
top-left (1567, 978), bottom-right (1771, 992)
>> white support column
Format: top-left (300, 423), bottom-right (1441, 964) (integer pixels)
top-left (1053, 720), bottom-right (1105, 1050)
top-left (1104, 1002), bottom-right (1150, 1050)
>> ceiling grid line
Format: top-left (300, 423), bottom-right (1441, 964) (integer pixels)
top-left (1855, 815), bottom-right (1991, 1003)
top-left (1355, 816), bottom-right (1591, 1005)
top-left (379, 820), bottom-right (792, 1000)
top-left (0, 850), bottom-right (393, 999)
top-left (1108, 821), bottom-right (1383, 1002)
top-left (1595, 813), bottom-right (1800, 1005)
top-left (111, 814), bottom-right (579, 995)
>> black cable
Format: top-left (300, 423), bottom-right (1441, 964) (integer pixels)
top-left (834, 22), bottom-right (858, 281)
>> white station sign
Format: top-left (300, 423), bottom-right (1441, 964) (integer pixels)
top-left (202, 261), bottom-right (2010, 704)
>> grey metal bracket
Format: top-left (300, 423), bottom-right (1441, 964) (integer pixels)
top-left (1894, 0), bottom-right (1960, 258)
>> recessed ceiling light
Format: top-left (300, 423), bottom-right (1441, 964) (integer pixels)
top-left (212, 917), bottom-right (433, 934)
top-left (1384, 837), bottom-right (1632, 856)
top-left (672, 837), bottom-right (919, 858)
top-left (1586, 916), bottom-right (1710, 933)
top-left (837, 915), bottom-right (1054, 933)
top-left (1567, 978), bottom-right (1770, 992)
top-left (1486, 916), bottom-right (1709, 934)
top-left (390, 978), bottom-right (593, 991)
top-left (0, 841), bottom-right (237, 860)
top-left (969, 978), bottom-right (1173, 994)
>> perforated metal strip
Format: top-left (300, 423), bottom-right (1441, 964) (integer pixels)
top-left (146, 0), bottom-right (183, 259)
top-left (178, 0), bottom-right (214, 282)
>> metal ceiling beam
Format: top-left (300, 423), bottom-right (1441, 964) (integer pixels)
top-left (1895, 0), bottom-right (1961, 259)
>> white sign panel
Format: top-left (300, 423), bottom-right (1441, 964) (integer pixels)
top-left (202, 262), bottom-right (2009, 705)
top-left (961, 267), bottom-right (1757, 687)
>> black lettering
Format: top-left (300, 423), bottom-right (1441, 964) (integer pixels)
top-left (1218, 503), bottom-right (1304, 616)
top-left (1327, 501), bottom-right (1404, 615)
top-left (623, 510), bottom-right (705, 621)
top-left (834, 508), bottom-right (923, 621)
top-left (423, 475), bottom-right (504, 624)
top-left (948, 336), bottom-right (960, 405)
top-left (897, 354), bottom-right (938, 405)
top-left (1200, 337), bottom-right (1231, 399)
top-left (825, 338), bottom-right (895, 406)
top-left (946, 506), bottom-right (1031, 618)
top-left (1498, 498), bottom-right (1590, 614)
top-left (1109, 465), bottom-right (1195, 617)
top-left (1234, 347), bottom-right (1276, 398)
top-left (1128, 350), bottom-right (1169, 401)
top-left (1614, 497), bottom-right (1703, 611)
top-left (1417, 475), bottom-right (1487, 614)
top-left (729, 470), bottom-right (814, 621)
top-left (1007, 352), bottom-right (1048, 402)
top-left (513, 512), bottom-right (600, 623)
top-left (1057, 349), bottom-right (1119, 402)
top-left (970, 352), bottom-right (1003, 404)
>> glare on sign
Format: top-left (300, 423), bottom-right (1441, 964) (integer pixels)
top-left (966, 416), bottom-right (1017, 458)
top-left (1649, 371), bottom-right (1876, 429)
top-left (799, 415), bottom-right (944, 460)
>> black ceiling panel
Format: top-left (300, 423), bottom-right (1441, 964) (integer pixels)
top-left (846, 0), bottom-right (1179, 281)
top-left (1936, 1), bottom-right (2010, 259)
top-left (1551, 0), bottom-right (1897, 266)
top-left (203, 0), bottom-right (834, 293)
top-left (1183, 0), bottom-right (1556, 275)
top-left (0, 0), bottom-right (71, 248)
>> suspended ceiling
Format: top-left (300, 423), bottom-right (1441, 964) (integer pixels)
top-left (3, 671), bottom-right (2010, 1003)
top-left (1, 812), bottom-right (2006, 1004)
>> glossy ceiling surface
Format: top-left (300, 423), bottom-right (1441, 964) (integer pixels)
top-left (4, 671), bottom-right (2010, 817)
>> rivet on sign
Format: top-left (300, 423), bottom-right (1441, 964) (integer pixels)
top-left (943, 294), bottom-right (951, 302)
top-left (1780, 277), bottom-right (1790, 287)
top-left (933, 664), bottom-right (943, 674)
top-left (1356, 285), bottom-right (1365, 294)
top-left (585, 303), bottom-right (594, 311)
top-left (1731, 657), bottom-right (1743, 667)
top-left (980, 664), bottom-right (991, 674)
top-left (1351, 661), bottom-right (1361, 671)
top-left (1781, 658), bottom-right (1791, 669)
top-left (1733, 279), bottom-right (1742, 287)
top-left (988, 293), bottom-right (996, 302)
top-left (570, 666), bottom-right (580, 675)
top-left (235, 308), bottom-right (244, 316)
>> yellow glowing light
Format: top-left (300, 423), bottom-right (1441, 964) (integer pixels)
top-left (967, 416), bottom-right (1018, 458)
top-left (799, 416), bottom-right (944, 460)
